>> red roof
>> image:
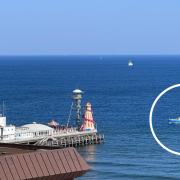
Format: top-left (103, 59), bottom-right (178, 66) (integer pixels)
top-left (0, 147), bottom-right (90, 180)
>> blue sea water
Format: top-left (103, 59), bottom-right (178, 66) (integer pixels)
top-left (1, 55), bottom-right (180, 179)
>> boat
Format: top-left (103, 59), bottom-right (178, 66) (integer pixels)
top-left (169, 117), bottom-right (180, 124)
top-left (48, 119), bottom-right (59, 127)
top-left (128, 60), bottom-right (133, 67)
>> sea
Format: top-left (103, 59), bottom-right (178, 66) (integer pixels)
top-left (0, 55), bottom-right (180, 180)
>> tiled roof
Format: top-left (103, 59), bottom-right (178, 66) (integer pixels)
top-left (0, 147), bottom-right (90, 180)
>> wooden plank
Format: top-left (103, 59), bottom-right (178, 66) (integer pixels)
top-left (29, 153), bottom-right (44, 177)
top-left (63, 149), bottom-right (77, 172)
top-left (0, 161), bottom-right (7, 180)
top-left (68, 148), bottom-right (81, 171)
top-left (6, 157), bottom-right (20, 180)
top-left (23, 154), bottom-right (38, 178)
top-left (35, 152), bottom-right (50, 177)
top-left (51, 151), bottom-right (65, 174)
top-left (40, 152), bottom-right (55, 176)
top-left (11, 156), bottom-right (26, 180)
top-left (46, 151), bottom-right (60, 175)
top-left (1, 158), bottom-right (14, 180)
top-left (17, 154), bottom-right (32, 179)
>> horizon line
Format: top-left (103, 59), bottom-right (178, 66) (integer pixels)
top-left (0, 54), bottom-right (180, 57)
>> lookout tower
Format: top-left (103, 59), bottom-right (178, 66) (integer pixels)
top-left (72, 89), bottom-right (83, 128)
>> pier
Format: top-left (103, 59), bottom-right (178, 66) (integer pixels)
top-left (0, 132), bottom-right (104, 150)
top-left (34, 132), bottom-right (104, 148)
top-left (0, 89), bottom-right (104, 148)
top-left (5, 129), bottom-right (104, 148)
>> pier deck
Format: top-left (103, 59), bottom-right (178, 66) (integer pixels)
top-left (1, 130), bottom-right (104, 148)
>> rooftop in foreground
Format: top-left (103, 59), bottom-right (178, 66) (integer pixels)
top-left (0, 146), bottom-right (90, 180)
top-left (0, 146), bottom-right (34, 156)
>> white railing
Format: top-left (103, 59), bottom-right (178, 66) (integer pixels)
top-left (0, 128), bottom-right (97, 143)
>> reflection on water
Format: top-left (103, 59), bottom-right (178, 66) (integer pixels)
top-left (77, 145), bottom-right (97, 162)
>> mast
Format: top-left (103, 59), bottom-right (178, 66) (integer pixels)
top-left (2, 101), bottom-right (5, 117)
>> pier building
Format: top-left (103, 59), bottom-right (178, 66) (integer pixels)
top-left (0, 89), bottom-right (104, 147)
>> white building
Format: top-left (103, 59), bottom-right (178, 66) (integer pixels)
top-left (0, 114), bottom-right (15, 141)
top-left (1, 125), bottom-right (16, 141)
top-left (0, 114), bottom-right (54, 142)
top-left (16, 122), bottom-right (53, 140)
top-left (0, 115), bottom-right (6, 127)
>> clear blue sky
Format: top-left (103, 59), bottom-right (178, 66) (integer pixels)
top-left (0, 0), bottom-right (180, 55)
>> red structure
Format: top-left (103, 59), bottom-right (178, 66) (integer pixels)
top-left (0, 147), bottom-right (90, 180)
top-left (81, 102), bottom-right (95, 131)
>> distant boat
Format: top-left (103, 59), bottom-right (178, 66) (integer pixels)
top-left (128, 60), bottom-right (133, 67)
top-left (48, 119), bottom-right (59, 127)
top-left (169, 117), bottom-right (180, 124)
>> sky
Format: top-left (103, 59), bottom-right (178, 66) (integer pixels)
top-left (0, 0), bottom-right (180, 55)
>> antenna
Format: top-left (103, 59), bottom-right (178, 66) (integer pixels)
top-left (66, 102), bottom-right (73, 127)
top-left (2, 101), bottom-right (5, 117)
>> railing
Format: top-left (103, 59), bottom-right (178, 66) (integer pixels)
top-left (53, 127), bottom-right (77, 133)
top-left (0, 127), bottom-right (98, 143)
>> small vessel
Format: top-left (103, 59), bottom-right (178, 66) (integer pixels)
top-left (48, 119), bottom-right (59, 127)
top-left (128, 60), bottom-right (133, 67)
top-left (169, 117), bottom-right (180, 124)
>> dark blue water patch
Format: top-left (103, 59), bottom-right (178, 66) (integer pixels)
top-left (0, 55), bottom-right (180, 179)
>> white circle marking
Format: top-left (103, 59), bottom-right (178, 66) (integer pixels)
top-left (149, 84), bottom-right (180, 156)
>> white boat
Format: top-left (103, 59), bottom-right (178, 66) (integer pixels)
top-left (169, 117), bottom-right (180, 124)
top-left (128, 60), bottom-right (133, 67)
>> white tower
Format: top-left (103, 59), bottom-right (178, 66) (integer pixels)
top-left (0, 102), bottom-right (6, 127)
top-left (0, 115), bottom-right (6, 127)
top-left (72, 89), bottom-right (83, 129)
